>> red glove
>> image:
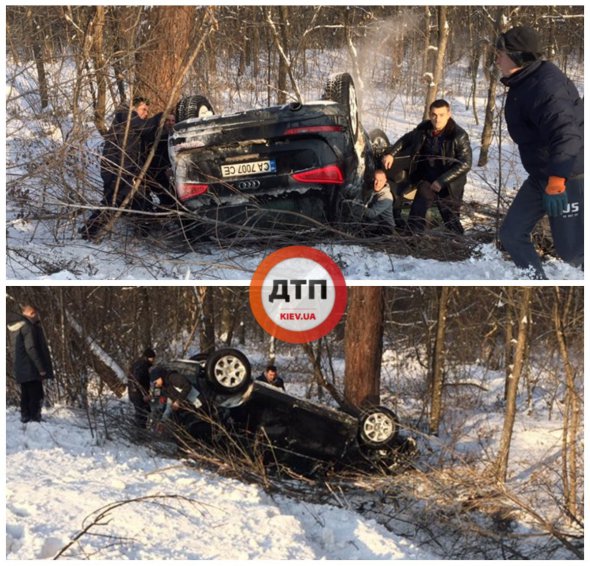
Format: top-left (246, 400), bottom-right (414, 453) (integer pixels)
top-left (545, 176), bottom-right (566, 195)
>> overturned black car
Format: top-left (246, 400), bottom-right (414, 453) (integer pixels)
top-left (152, 348), bottom-right (416, 474)
top-left (168, 73), bottom-right (391, 239)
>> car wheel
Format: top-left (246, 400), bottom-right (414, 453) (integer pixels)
top-left (323, 72), bottom-right (359, 141)
top-left (369, 128), bottom-right (390, 158)
top-left (205, 348), bottom-right (252, 394)
top-left (359, 406), bottom-right (398, 448)
top-left (175, 95), bottom-right (215, 123)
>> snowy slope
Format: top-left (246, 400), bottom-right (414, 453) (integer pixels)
top-left (5, 51), bottom-right (584, 281)
top-left (5, 407), bottom-right (434, 560)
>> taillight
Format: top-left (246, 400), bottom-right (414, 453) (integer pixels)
top-left (291, 165), bottom-right (344, 185)
top-left (283, 125), bottom-right (344, 135)
top-left (178, 183), bottom-right (208, 200)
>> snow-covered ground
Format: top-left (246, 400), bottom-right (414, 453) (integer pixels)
top-left (5, 47), bottom-right (584, 281)
top-left (5, 347), bottom-right (582, 560)
top-left (5, 406), bottom-right (434, 560)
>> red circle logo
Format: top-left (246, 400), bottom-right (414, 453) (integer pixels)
top-left (250, 246), bottom-right (347, 343)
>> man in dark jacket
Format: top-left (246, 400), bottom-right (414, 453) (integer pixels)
top-left (381, 99), bottom-right (472, 234)
top-left (150, 366), bottom-right (204, 428)
top-left (256, 365), bottom-right (285, 390)
top-left (145, 112), bottom-right (177, 210)
top-left (80, 96), bottom-right (164, 240)
top-left (128, 348), bottom-right (156, 429)
top-left (8, 304), bottom-right (55, 423)
top-left (496, 26), bottom-right (584, 279)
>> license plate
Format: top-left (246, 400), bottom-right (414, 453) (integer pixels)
top-left (221, 159), bottom-right (276, 178)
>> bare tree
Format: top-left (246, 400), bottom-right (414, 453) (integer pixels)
top-left (196, 287), bottom-right (216, 354)
top-left (477, 7), bottom-right (507, 167)
top-left (423, 6), bottom-right (449, 119)
top-left (429, 286), bottom-right (453, 435)
top-left (552, 287), bottom-right (582, 521)
top-left (495, 287), bottom-right (533, 482)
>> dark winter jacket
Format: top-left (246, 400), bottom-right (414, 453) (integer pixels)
top-left (129, 356), bottom-right (153, 397)
top-left (256, 374), bottom-right (286, 391)
top-left (101, 107), bottom-right (164, 180)
top-left (8, 315), bottom-right (55, 384)
top-left (160, 371), bottom-right (194, 402)
top-left (146, 134), bottom-right (172, 187)
top-left (501, 60), bottom-right (584, 181)
top-left (385, 118), bottom-right (472, 200)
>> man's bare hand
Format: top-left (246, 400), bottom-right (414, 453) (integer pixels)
top-left (382, 154), bottom-right (394, 170)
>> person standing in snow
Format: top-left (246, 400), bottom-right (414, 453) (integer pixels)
top-left (128, 348), bottom-right (156, 429)
top-left (145, 112), bottom-right (177, 211)
top-left (495, 26), bottom-right (584, 279)
top-left (381, 99), bottom-right (472, 235)
top-left (80, 96), bottom-right (164, 240)
top-left (8, 304), bottom-right (55, 423)
top-left (256, 364), bottom-right (286, 390)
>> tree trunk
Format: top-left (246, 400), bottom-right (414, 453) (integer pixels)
top-left (277, 6), bottom-right (290, 104)
top-left (478, 8), bottom-right (506, 166)
top-left (503, 286), bottom-right (515, 400)
top-left (423, 6), bottom-right (449, 119)
top-left (27, 9), bottom-right (48, 109)
top-left (197, 287), bottom-right (216, 354)
top-left (139, 287), bottom-right (152, 349)
top-left (495, 287), bottom-right (532, 482)
top-left (135, 6), bottom-right (195, 112)
top-left (344, 287), bottom-right (384, 407)
top-left (91, 6), bottom-right (108, 135)
top-left (553, 287), bottom-right (581, 521)
top-left (429, 286), bottom-right (452, 435)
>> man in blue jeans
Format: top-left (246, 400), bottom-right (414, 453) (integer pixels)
top-left (496, 26), bottom-right (584, 278)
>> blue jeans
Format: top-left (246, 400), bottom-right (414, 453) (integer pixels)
top-left (499, 175), bottom-right (584, 278)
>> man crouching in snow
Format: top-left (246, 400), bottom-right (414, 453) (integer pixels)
top-left (149, 366), bottom-right (209, 440)
top-left (344, 169), bottom-right (396, 236)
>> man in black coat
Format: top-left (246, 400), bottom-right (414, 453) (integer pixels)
top-left (8, 304), bottom-right (55, 423)
top-left (496, 26), bottom-right (584, 279)
top-left (149, 366), bottom-right (205, 436)
top-left (145, 112), bottom-right (177, 210)
top-left (81, 97), bottom-right (164, 240)
top-left (128, 348), bottom-right (156, 429)
top-left (256, 365), bottom-right (285, 390)
top-left (381, 99), bottom-right (472, 234)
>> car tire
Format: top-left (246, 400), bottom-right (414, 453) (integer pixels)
top-left (369, 128), bottom-right (390, 159)
top-left (358, 406), bottom-right (398, 448)
top-left (323, 72), bottom-right (359, 141)
top-left (175, 95), bottom-right (215, 123)
top-left (205, 348), bottom-right (252, 394)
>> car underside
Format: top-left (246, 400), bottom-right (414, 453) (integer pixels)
top-left (168, 73), bottom-right (378, 240)
top-left (155, 349), bottom-right (416, 475)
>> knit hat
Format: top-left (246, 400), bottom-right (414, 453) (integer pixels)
top-left (496, 26), bottom-right (542, 67)
top-left (149, 366), bottom-right (165, 382)
top-left (143, 347), bottom-right (156, 359)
